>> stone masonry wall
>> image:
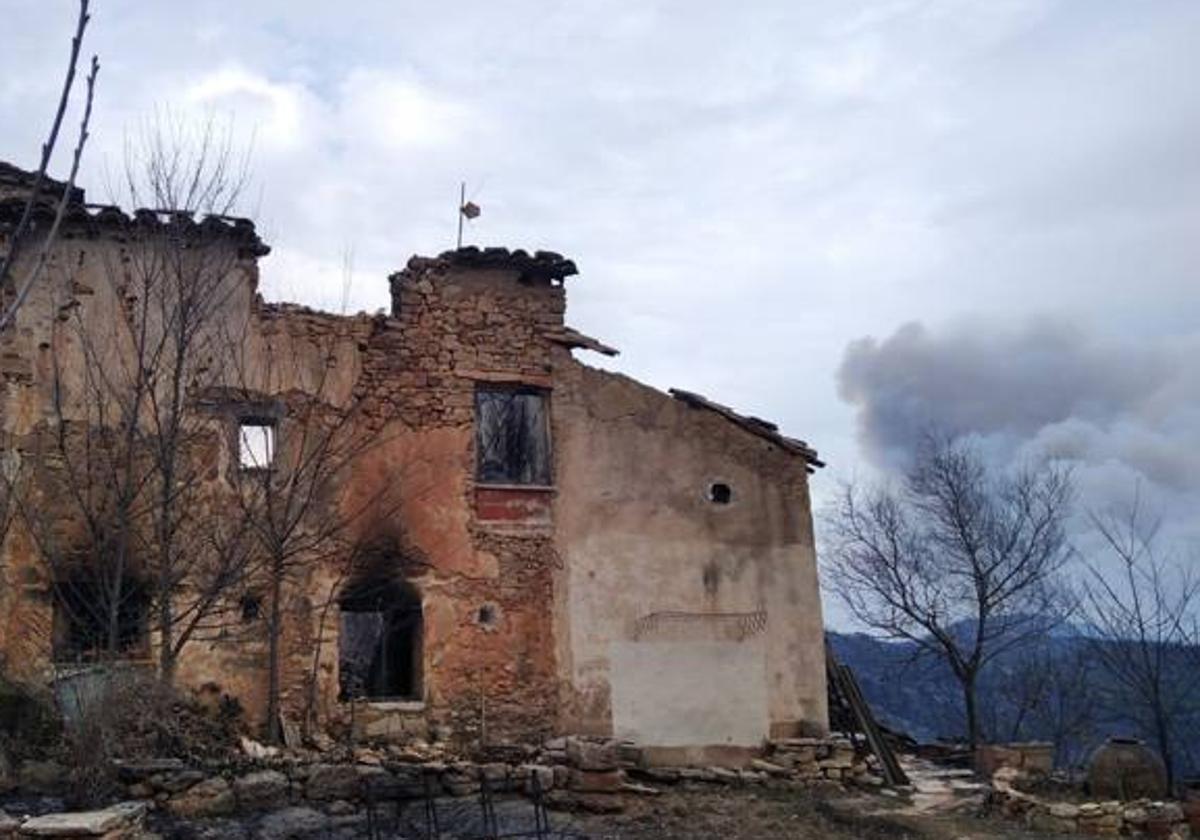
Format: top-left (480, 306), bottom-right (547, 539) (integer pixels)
top-left (313, 250), bottom-right (575, 746)
top-left (2, 166), bottom-right (826, 753)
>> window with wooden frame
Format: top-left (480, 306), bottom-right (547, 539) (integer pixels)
top-left (474, 386), bottom-right (551, 486)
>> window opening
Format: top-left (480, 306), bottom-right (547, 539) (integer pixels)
top-left (238, 419), bottom-right (275, 470)
top-left (53, 576), bottom-right (148, 663)
top-left (338, 576), bottom-right (423, 701)
top-left (239, 593), bottom-right (262, 622)
top-left (475, 387), bottom-right (551, 485)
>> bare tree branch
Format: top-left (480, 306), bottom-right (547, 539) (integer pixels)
top-left (1079, 488), bottom-right (1200, 793)
top-left (822, 433), bottom-right (1074, 753)
top-left (0, 0), bottom-right (99, 330)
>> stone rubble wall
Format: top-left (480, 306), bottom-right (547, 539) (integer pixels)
top-left (0, 736), bottom-right (884, 834)
top-left (987, 773), bottom-right (1196, 838)
top-left (975, 742), bottom-right (1054, 780)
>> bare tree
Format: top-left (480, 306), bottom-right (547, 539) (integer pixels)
top-left (223, 316), bottom-right (400, 744)
top-left (1080, 490), bottom-right (1200, 792)
top-left (823, 434), bottom-right (1074, 753)
top-left (1, 0), bottom-right (99, 331)
top-left (16, 118), bottom-right (260, 680)
top-left (0, 0), bottom-right (100, 633)
top-left (118, 116), bottom-right (256, 683)
top-left (1035, 648), bottom-right (1101, 769)
top-left (981, 642), bottom-right (1098, 767)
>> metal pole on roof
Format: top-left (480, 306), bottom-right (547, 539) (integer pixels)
top-left (456, 181), bottom-right (465, 250)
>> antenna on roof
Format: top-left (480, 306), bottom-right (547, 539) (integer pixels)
top-left (456, 181), bottom-right (480, 249)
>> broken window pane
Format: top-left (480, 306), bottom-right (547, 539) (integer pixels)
top-left (475, 388), bottom-right (551, 485)
top-left (238, 420), bottom-right (275, 469)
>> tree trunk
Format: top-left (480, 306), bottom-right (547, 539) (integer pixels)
top-left (158, 590), bottom-right (175, 684)
top-left (106, 580), bottom-right (121, 657)
top-left (1152, 705), bottom-right (1175, 795)
top-left (264, 557), bottom-right (284, 744)
top-left (107, 538), bottom-right (129, 658)
top-left (962, 674), bottom-right (981, 756)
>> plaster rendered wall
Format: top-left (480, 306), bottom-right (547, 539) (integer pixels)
top-left (609, 639), bottom-right (769, 747)
top-left (552, 363), bottom-right (827, 745)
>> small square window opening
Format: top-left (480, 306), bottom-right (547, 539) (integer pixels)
top-left (240, 593), bottom-right (262, 622)
top-left (239, 421), bottom-right (275, 470)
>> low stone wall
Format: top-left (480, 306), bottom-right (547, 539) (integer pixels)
top-left (0, 735), bottom-right (884, 833)
top-left (764, 737), bottom-right (881, 785)
top-left (988, 777), bottom-right (1193, 837)
top-left (976, 742), bottom-right (1053, 780)
top-left (148, 735), bottom-right (877, 815)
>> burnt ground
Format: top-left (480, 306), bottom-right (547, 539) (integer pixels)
top-left (140, 781), bottom-right (1075, 840)
top-left (556, 786), bottom-right (1071, 840)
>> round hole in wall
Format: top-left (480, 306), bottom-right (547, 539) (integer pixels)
top-left (477, 603), bottom-right (498, 628)
top-left (708, 482), bottom-right (733, 505)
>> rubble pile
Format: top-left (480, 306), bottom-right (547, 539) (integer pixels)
top-left (0, 801), bottom-right (147, 839)
top-left (764, 737), bottom-right (880, 784)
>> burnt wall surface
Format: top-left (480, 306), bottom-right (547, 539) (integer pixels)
top-left (339, 252), bottom-right (573, 745)
top-left (1, 168), bottom-right (825, 749)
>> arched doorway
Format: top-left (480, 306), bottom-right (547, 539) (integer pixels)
top-left (337, 575), bottom-right (423, 702)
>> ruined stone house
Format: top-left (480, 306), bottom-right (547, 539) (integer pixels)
top-left (0, 161), bottom-right (826, 761)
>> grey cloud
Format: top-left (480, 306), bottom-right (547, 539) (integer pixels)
top-left (3, 2), bottom-right (1199, 554)
top-left (838, 319), bottom-right (1200, 542)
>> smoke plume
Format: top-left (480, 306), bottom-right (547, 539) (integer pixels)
top-left (838, 319), bottom-right (1200, 543)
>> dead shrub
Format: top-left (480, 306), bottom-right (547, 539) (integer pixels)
top-left (0, 673), bottom-right (62, 760)
top-left (57, 669), bottom-right (242, 805)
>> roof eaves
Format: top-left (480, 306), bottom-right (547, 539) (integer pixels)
top-left (669, 387), bottom-right (825, 471)
top-left (543, 325), bottom-right (619, 356)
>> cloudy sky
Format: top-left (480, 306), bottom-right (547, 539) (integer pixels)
top-left (3, 1), bottom-right (1198, 571)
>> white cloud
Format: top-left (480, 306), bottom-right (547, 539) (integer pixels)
top-left (336, 70), bottom-right (470, 152)
top-left (186, 66), bottom-right (313, 152)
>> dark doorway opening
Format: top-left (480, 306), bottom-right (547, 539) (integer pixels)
top-left (338, 576), bottom-right (423, 702)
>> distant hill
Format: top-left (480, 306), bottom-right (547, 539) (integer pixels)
top-left (826, 626), bottom-right (1199, 779)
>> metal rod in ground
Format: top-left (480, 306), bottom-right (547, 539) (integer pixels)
top-left (362, 776), bottom-right (378, 840)
top-left (423, 772), bottom-right (441, 839)
top-left (456, 182), bottom-right (465, 249)
top-left (478, 774), bottom-right (499, 839)
top-left (531, 772), bottom-right (550, 839)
